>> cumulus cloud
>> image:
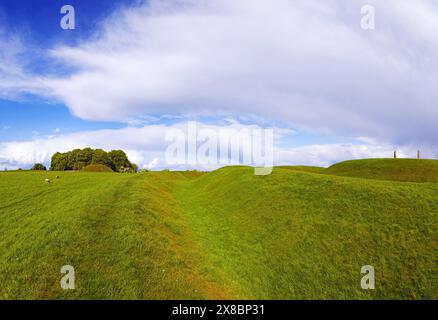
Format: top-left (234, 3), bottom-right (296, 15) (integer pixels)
top-left (144, 158), bottom-right (159, 170)
top-left (0, 120), bottom-right (285, 169)
top-left (29, 0), bottom-right (437, 147)
top-left (275, 143), bottom-right (430, 167)
top-left (0, 31), bottom-right (46, 100)
top-left (1, 0), bottom-right (438, 166)
top-left (0, 119), bottom-right (431, 170)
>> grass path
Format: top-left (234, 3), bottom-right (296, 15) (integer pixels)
top-left (0, 171), bottom-right (225, 299)
top-left (0, 167), bottom-right (437, 299)
top-left (174, 167), bottom-right (438, 299)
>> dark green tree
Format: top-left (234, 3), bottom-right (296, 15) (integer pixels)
top-left (50, 148), bottom-right (136, 172)
top-left (31, 163), bottom-right (47, 171)
top-left (91, 149), bottom-right (112, 167)
top-left (108, 150), bottom-right (130, 172)
top-left (67, 149), bottom-right (82, 170)
top-left (73, 161), bottom-right (87, 171)
top-left (77, 148), bottom-right (94, 166)
top-left (50, 152), bottom-right (69, 171)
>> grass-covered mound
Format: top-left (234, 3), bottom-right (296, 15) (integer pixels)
top-left (0, 171), bottom-right (219, 299)
top-left (82, 164), bottom-right (113, 172)
top-left (325, 158), bottom-right (438, 182)
top-left (0, 165), bottom-right (436, 299)
top-left (177, 166), bottom-right (437, 299)
top-left (275, 165), bottom-right (325, 173)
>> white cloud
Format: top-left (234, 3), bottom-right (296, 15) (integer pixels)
top-left (1, 0), bottom-right (438, 156)
top-left (0, 31), bottom-right (46, 100)
top-left (144, 158), bottom-right (159, 170)
top-left (29, 0), bottom-right (438, 147)
top-left (0, 120), bottom-right (281, 169)
top-left (275, 143), bottom-right (429, 168)
top-left (0, 120), bottom-right (432, 171)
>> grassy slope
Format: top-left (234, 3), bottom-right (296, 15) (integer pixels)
top-left (325, 159), bottom-right (438, 182)
top-left (275, 166), bottom-right (326, 174)
top-left (0, 171), bottom-right (224, 299)
top-left (0, 165), bottom-right (437, 299)
top-left (176, 167), bottom-right (437, 299)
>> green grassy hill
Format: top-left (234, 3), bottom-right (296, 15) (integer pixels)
top-left (275, 165), bottom-right (326, 173)
top-left (0, 163), bottom-right (436, 299)
top-left (325, 158), bottom-right (438, 182)
top-left (177, 166), bottom-right (437, 299)
top-left (0, 171), bottom-right (217, 299)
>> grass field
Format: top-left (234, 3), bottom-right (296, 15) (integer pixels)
top-left (325, 158), bottom-right (438, 182)
top-left (0, 159), bottom-right (437, 299)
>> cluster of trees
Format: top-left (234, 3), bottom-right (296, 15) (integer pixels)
top-left (50, 148), bottom-right (138, 172)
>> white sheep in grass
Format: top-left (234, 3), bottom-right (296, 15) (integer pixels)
top-left (45, 178), bottom-right (51, 184)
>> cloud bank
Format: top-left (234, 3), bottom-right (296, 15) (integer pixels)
top-left (1, 0), bottom-right (438, 169)
top-left (35, 0), bottom-right (438, 146)
top-left (0, 120), bottom-right (431, 170)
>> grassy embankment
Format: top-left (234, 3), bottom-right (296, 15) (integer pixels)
top-left (0, 159), bottom-right (437, 299)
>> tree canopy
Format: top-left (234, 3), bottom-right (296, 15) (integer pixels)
top-left (50, 148), bottom-right (137, 172)
top-left (31, 163), bottom-right (47, 171)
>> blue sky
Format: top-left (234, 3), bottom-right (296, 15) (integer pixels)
top-left (0, 0), bottom-right (137, 142)
top-left (0, 0), bottom-right (137, 44)
top-left (1, 0), bottom-right (438, 169)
